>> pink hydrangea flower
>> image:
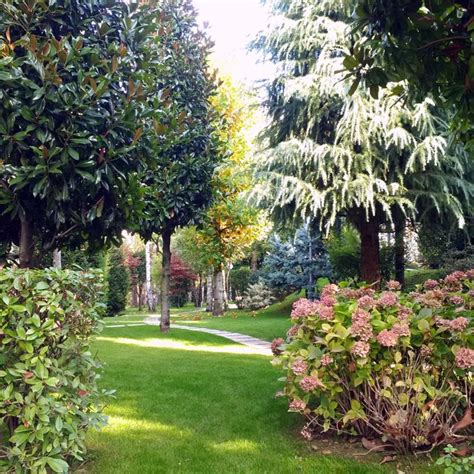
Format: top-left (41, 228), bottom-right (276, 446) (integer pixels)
top-left (300, 425), bottom-right (313, 440)
top-left (320, 294), bottom-right (337, 307)
top-left (299, 375), bottom-right (320, 392)
top-left (291, 299), bottom-right (319, 320)
top-left (386, 280), bottom-right (401, 291)
top-left (320, 354), bottom-right (333, 366)
top-left (287, 325), bottom-right (301, 338)
top-left (377, 329), bottom-right (399, 347)
top-left (424, 279), bottom-right (439, 290)
top-left (357, 294), bottom-right (376, 310)
top-left (392, 322), bottom-right (410, 337)
top-left (397, 306), bottom-right (413, 321)
top-left (291, 358), bottom-right (308, 375)
top-left (318, 304), bottom-right (334, 321)
top-left (436, 317), bottom-right (469, 332)
top-left (271, 338), bottom-right (285, 355)
top-left (351, 341), bottom-right (370, 358)
top-left (350, 309), bottom-right (373, 341)
top-left (455, 347), bottom-right (474, 369)
top-left (466, 269), bottom-right (474, 279)
top-left (445, 271), bottom-right (466, 285)
top-left (289, 399), bottom-right (306, 412)
top-left (449, 295), bottom-right (464, 306)
top-left (450, 317), bottom-right (469, 331)
top-left (377, 291), bottom-right (399, 308)
top-left (321, 284), bottom-right (339, 298)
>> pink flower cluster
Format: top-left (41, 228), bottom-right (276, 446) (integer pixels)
top-left (376, 329), bottom-right (399, 347)
top-left (350, 309), bottom-right (373, 341)
top-left (392, 322), bottom-right (410, 337)
top-left (386, 280), bottom-right (401, 291)
top-left (299, 375), bottom-right (320, 392)
top-left (321, 284), bottom-right (339, 298)
top-left (291, 358), bottom-right (308, 375)
top-left (287, 324), bottom-right (301, 338)
top-left (424, 279), bottom-right (438, 290)
top-left (320, 354), bottom-right (333, 366)
top-left (291, 299), bottom-right (319, 320)
top-left (436, 317), bottom-right (469, 332)
top-left (289, 399), bottom-right (306, 411)
top-left (397, 306), bottom-right (413, 321)
top-left (291, 295), bottom-right (335, 322)
top-left (377, 291), bottom-right (399, 308)
top-left (455, 347), bottom-right (474, 369)
top-left (420, 345), bottom-right (433, 358)
top-left (271, 338), bottom-right (285, 356)
top-left (357, 294), bottom-right (376, 310)
top-left (449, 295), bottom-right (464, 306)
top-left (351, 341), bottom-right (370, 358)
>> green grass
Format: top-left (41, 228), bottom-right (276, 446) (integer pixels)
top-left (84, 317), bottom-right (439, 473)
top-left (170, 293), bottom-right (300, 341)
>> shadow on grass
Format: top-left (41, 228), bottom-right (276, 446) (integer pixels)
top-left (84, 325), bottom-right (439, 474)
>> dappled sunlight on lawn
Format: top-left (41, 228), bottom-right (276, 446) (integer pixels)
top-left (96, 335), bottom-right (270, 356)
top-left (210, 439), bottom-right (260, 454)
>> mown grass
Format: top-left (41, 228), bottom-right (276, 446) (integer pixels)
top-left (84, 313), bottom-right (439, 473)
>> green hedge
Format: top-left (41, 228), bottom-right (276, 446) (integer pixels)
top-left (0, 268), bottom-right (110, 473)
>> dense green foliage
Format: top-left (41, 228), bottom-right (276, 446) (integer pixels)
top-left (106, 248), bottom-right (129, 317)
top-left (349, 0), bottom-right (473, 148)
top-left (274, 273), bottom-right (473, 453)
top-left (0, 268), bottom-right (108, 472)
top-left (0, 0), bottom-right (153, 265)
top-left (229, 265), bottom-right (252, 297)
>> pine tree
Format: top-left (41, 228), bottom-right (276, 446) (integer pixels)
top-left (253, 0), bottom-right (473, 285)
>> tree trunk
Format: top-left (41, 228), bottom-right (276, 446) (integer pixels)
top-left (160, 230), bottom-right (172, 332)
top-left (212, 269), bottom-right (225, 316)
top-left (145, 242), bottom-right (156, 312)
top-left (356, 216), bottom-right (381, 286)
top-left (53, 249), bottom-right (62, 269)
top-left (19, 217), bottom-right (34, 268)
top-left (394, 209), bottom-right (406, 288)
top-left (251, 249), bottom-right (258, 272)
top-left (206, 272), bottom-right (213, 312)
top-left (131, 284), bottom-right (138, 307)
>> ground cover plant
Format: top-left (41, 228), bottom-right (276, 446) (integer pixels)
top-left (0, 268), bottom-right (108, 473)
top-left (272, 271), bottom-right (473, 454)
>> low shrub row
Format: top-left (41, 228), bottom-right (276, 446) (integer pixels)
top-left (0, 268), bottom-right (109, 473)
top-left (272, 271), bottom-right (473, 454)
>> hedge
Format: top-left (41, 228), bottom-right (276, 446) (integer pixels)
top-left (0, 268), bottom-right (110, 473)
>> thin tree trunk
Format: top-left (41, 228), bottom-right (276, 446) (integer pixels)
top-left (160, 230), bottom-right (172, 333)
top-left (145, 242), bottom-right (155, 311)
top-left (394, 209), bottom-right (406, 288)
top-left (251, 249), bottom-right (258, 272)
top-left (213, 269), bottom-right (225, 316)
top-left (53, 249), bottom-right (62, 269)
top-left (206, 272), bottom-right (213, 312)
top-left (131, 284), bottom-right (138, 307)
top-left (19, 217), bottom-right (34, 268)
top-left (355, 216), bottom-right (381, 286)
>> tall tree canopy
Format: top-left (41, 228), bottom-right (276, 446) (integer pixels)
top-left (131, 0), bottom-right (217, 331)
top-left (347, 0), bottom-right (474, 147)
top-left (0, 0), bottom-right (157, 267)
top-left (253, 0), bottom-right (472, 285)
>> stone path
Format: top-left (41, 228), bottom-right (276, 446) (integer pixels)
top-left (144, 316), bottom-right (272, 356)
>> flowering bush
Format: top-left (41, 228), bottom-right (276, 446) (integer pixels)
top-left (272, 271), bottom-right (474, 453)
top-left (0, 268), bottom-right (110, 473)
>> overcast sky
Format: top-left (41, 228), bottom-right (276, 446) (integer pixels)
top-left (193, 0), bottom-right (271, 85)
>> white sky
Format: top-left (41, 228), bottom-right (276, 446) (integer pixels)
top-left (193, 0), bottom-right (271, 85)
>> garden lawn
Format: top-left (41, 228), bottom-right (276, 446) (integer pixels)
top-left (169, 293), bottom-right (301, 341)
top-left (84, 318), bottom-right (439, 473)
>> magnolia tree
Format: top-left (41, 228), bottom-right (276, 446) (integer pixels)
top-left (132, 0), bottom-right (217, 332)
top-left (0, 0), bottom-right (158, 267)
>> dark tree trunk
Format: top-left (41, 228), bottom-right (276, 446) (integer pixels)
top-left (19, 217), bottom-right (34, 268)
top-left (394, 209), bottom-right (406, 288)
top-left (160, 229), bottom-right (172, 333)
top-left (354, 215), bottom-right (381, 286)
